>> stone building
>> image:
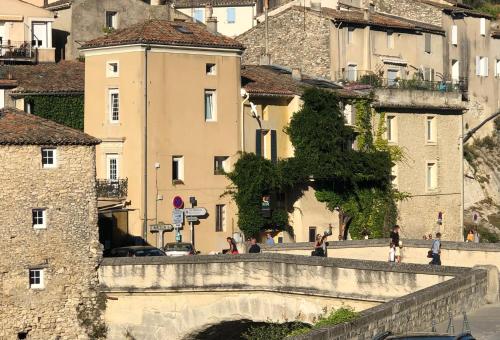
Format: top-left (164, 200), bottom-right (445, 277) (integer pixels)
top-left (0, 108), bottom-right (104, 339)
top-left (81, 20), bottom-right (244, 253)
top-left (44, 0), bottom-right (191, 60)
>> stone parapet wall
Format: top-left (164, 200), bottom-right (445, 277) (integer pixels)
top-left (293, 267), bottom-right (490, 339)
top-left (0, 145), bottom-right (103, 339)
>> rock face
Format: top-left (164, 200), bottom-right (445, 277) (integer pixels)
top-left (0, 145), bottom-right (105, 339)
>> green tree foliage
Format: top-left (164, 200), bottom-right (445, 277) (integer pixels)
top-left (24, 94), bottom-right (84, 130)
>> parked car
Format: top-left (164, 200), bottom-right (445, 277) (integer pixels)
top-left (373, 332), bottom-right (475, 340)
top-left (106, 246), bottom-right (166, 257)
top-left (163, 242), bottom-right (196, 257)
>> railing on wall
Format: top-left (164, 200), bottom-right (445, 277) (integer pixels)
top-left (0, 40), bottom-right (37, 62)
top-left (96, 179), bottom-right (128, 199)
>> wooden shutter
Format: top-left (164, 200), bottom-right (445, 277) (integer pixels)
top-left (271, 130), bottom-right (277, 163)
top-left (425, 33), bottom-right (431, 53)
top-left (255, 129), bottom-right (262, 156)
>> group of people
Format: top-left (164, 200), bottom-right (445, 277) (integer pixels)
top-left (223, 233), bottom-right (276, 254)
top-left (390, 225), bottom-right (442, 266)
top-left (466, 229), bottom-right (481, 243)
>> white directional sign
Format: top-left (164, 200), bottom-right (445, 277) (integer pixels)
top-left (172, 209), bottom-right (184, 224)
top-left (186, 216), bottom-right (199, 223)
top-left (184, 207), bottom-right (207, 217)
top-left (150, 223), bottom-right (174, 232)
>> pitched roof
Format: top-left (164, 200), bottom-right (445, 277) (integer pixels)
top-left (305, 7), bottom-right (444, 34)
top-left (0, 61), bottom-right (84, 94)
top-left (417, 0), bottom-right (494, 19)
top-left (0, 108), bottom-right (100, 146)
top-left (241, 65), bottom-right (363, 98)
top-left (80, 19), bottom-right (244, 50)
top-left (173, 0), bottom-right (255, 8)
top-left (44, 0), bottom-right (71, 10)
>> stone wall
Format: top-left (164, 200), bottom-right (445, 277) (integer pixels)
top-left (0, 145), bottom-right (103, 339)
top-left (294, 266), bottom-right (490, 339)
top-left (374, 0), bottom-right (443, 26)
top-left (237, 8), bottom-right (331, 79)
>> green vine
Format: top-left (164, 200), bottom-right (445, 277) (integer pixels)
top-left (24, 94), bottom-right (84, 130)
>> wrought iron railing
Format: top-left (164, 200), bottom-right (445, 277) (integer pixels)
top-left (0, 40), bottom-right (36, 61)
top-left (333, 70), bottom-right (468, 93)
top-left (96, 179), bottom-right (128, 199)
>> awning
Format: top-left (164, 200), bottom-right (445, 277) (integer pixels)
top-left (381, 57), bottom-right (408, 66)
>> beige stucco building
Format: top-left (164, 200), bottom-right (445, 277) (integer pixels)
top-left (82, 20), bottom-right (244, 253)
top-left (0, 0), bottom-right (55, 63)
top-left (0, 108), bottom-right (104, 339)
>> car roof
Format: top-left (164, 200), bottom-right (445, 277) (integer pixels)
top-left (113, 246), bottom-right (159, 250)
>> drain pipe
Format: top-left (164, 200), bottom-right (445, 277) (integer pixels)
top-left (143, 45), bottom-right (151, 243)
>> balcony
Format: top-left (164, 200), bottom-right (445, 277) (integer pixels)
top-left (0, 41), bottom-right (37, 63)
top-left (96, 179), bottom-right (128, 199)
top-left (333, 70), bottom-right (467, 93)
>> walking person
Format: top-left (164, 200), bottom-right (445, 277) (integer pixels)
top-left (248, 237), bottom-right (261, 254)
top-left (429, 232), bottom-right (442, 265)
top-left (466, 230), bottom-right (474, 242)
top-left (265, 233), bottom-right (275, 246)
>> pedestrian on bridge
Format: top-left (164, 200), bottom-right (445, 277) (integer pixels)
top-left (429, 232), bottom-right (442, 265)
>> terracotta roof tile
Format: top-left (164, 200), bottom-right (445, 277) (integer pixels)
top-left (0, 61), bottom-right (84, 94)
top-left (173, 0), bottom-right (255, 8)
top-left (241, 65), bottom-right (363, 98)
top-left (81, 19), bottom-right (244, 50)
top-left (0, 108), bottom-right (100, 146)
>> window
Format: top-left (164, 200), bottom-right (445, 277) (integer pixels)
top-left (32, 22), bottom-right (48, 48)
top-left (106, 154), bottom-right (119, 180)
top-left (343, 104), bottom-right (356, 126)
top-left (495, 59), bottom-right (500, 77)
top-left (480, 18), bottom-right (486, 36)
top-left (206, 63), bottom-right (216, 75)
top-left (41, 148), bottom-right (56, 168)
top-left (426, 116), bottom-right (436, 143)
top-left (423, 67), bottom-right (435, 81)
top-left (452, 59), bottom-right (460, 82)
top-left (451, 25), bottom-right (458, 45)
top-left (227, 7), bottom-right (236, 24)
top-left (308, 227), bottom-right (317, 242)
top-left (387, 32), bottom-right (394, 49)
top-left (387, 69), bottom-right (398, 86)
top-left (24, 98), bottom-right (34, 114)
top-left (105, 11), bottom-right (118, 29)
top-left (108, 89), bottom-right (119, 122)
top-left (204, 90), bottom-right (216, 121)
top-left (29, 269), bottom-right (44, 289)
top-left (32, 209), bottom-right (46, 229)
top-left (424, 33), bottom-right (432, 53)
top-left (172, 156), bottom-right (184, 182)
top-left (386, 115), bottom-right (396, 142)
top-left (214, 156), bottom-right (229, 175)
top-left (0, 89), bottom-right (4, 109)
top-left (426, 162), bottom-right (437, 190)
top-left (476, 56), bottom-right (489, 77)
top-left (347, 27), bottom-right (354, 44)
top-left (193, 9), bottom-right (204, 22)
top-left (255, 129), bottom-right (277, 162)
top-left (106, 61), bottom-right (119, 77)
top-left (215, 204), bottom-right (226, 232)
top-left (346, 64), bottom-right (357, 81)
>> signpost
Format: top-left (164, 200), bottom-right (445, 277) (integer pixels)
top-left (169, 195), bottom-right (208, 247)
top-left (186, 216), bottom-right (199, 223)
top-left (149, 223), bottom-right (174, 248)
top-left (184, 207), bottom-right (207, 217)
top-left (172, 209), bottom-right (184, 225)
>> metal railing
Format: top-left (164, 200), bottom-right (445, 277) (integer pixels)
top-left (333, 70), bottom-right (468, 93)
top-left (96, 179), bottom-right (128, 199)
top-left (0, 40), bottom-right (36, 61)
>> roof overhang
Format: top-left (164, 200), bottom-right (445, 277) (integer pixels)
top-left (80, 43), bottom-right (243, 57)
top-left (381, 56), bottom-right (408, 66)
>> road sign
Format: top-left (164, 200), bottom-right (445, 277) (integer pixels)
top-left (150, 223), bottom-right (174, 232)
top-left (186, 216), bottom-right (199, 223)
top-left (184, 207), bottom-right (207, 217)
top-left (173, 196), bottom-right (184, 209)
top-left (172, 209), bottom-right (184, 224)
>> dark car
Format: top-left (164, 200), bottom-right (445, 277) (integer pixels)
top-left (373, 332), bottom-right (475, 340)
top-left (106, 246), bottom-right (166, 257)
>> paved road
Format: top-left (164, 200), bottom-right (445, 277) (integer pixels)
top-left (433, 303), bottom-right (500, 339)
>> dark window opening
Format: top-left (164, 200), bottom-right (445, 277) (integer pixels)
top-left (309, 227), bottom-right (316, 242)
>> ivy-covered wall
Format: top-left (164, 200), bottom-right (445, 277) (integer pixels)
top-left (24, 94), bottom-right (84, 130)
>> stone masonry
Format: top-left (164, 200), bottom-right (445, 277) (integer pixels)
top-left (237, 8), bottom-right (331, 79)
top-left (0, 142), bottom-right (104, 339)
top-left (374, 0), bottom-right (442, 26)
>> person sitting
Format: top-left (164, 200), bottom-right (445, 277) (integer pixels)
top-left (248, 237), bottom-right (261, 254)
top-left (224, 237), bottom-right (239, 254)
top-left (312, 234), bottom-right (327, 257)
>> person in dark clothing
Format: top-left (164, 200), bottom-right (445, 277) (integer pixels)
top-left (248, 237), bottom-right (261, 253)
top-left (390, 225), bottom-right (401, 263)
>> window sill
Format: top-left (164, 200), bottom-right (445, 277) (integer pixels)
top-left (172, 180), bottom-right (185, 185)
top-left (205, 120), bottom-right (217, 123)
top-left (41, 166), bottom-right (57, 169)
top-left (425, 141), bottom-right (437, 145)
top-left (33, 226), bottom-right (47, 230)
top-left (214, 171), bottom-right (226, 176)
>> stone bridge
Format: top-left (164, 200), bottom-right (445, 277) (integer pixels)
top-left (99, 253), bottom-right (498, 340)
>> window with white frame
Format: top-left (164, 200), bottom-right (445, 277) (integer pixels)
top-left (29, 269), bottom-right (44, 289)
top-left (480, 18), bottom-right (486, 36)
top-left (452, 59), bottom-right (460, 82)
top-left (387, 31), bottom-right (394, 49)
top-left (106, 61), bottom-right (119, 77)
top-left (386, 115), bottom-right (396, 142)
top-left (347, 27), bottom-right (354, 44)
top-left (108, 89), bottom-right (119, 122)
top-left (105, 11), bottom-right (118, 29)
top-left (214, 156), bottom-right (229, 175)
top-left (172, 156), bottom-right (184, 182)
top-left (41, 148), bottom-right (57, 168)
top-left (204, 90), bottom-right (216, 121)
top-left (32, 209), bottom-right (46, 229)
top-left (426, 116), bottom-right (436, 143)
top-left (215, 204), bottom-right (226, 232)
top-left (476, 56), bottom-right (489, 77)
top-left (451, 24), bottom-right (458, 45)
top-left (346, 64), bottom-right (357, 81)
top-left (495, 59), bottom-right (500, 77)
top-left (106, 154), bottom-right (119, 181)
top-left (206, 63), bottom-right (216, 75)
top-left (426, 162), bottom-right (437, 190)
top-left (227, 7), bottom-right (236, 24)
top-left (32, 22), bottom-right (48, 48)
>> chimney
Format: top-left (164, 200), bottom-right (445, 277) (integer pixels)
top-left (363, 9), bottom-right (370, 20)
top-left (205, 5), bottom-right (218, 34)
top-left (259, 53), bottom-right (271, 65)
top-left (310, 0), bottom-right (321, 12)
top-left (292, 68), bottom-right (302, 81)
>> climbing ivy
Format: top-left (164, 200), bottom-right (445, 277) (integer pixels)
top-left (24, 94), bottom-right (84, 130)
